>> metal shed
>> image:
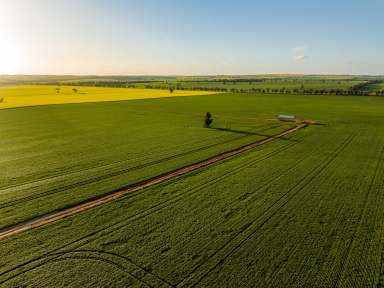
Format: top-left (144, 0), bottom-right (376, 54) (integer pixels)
top-left (278, 115), bottom-right (296, 121)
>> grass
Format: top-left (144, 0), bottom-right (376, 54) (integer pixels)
top-left (0, 88), bottom-right (291, 227)
top-left (0, 85), bottom-right (219, 109)
top-left (1, 90), bottom-right (384, 287)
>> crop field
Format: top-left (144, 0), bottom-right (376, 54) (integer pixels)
top-left (0, 87), bottom-right (294, 227)
top-left (132, 79), bottom-right (365, 92)
top-left (0, 85), bottom-right (219, 110)
top-left (363, 81), bottom-right (384, 93)
top-left (1, 88), bottom-right (384, 287)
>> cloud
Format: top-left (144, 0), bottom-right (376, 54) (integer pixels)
top-left (295, 54), bottom-right (308, 61)
top-left (293, 46), bottom-right (309, 62)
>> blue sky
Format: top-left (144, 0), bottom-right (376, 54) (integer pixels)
top-left (1, 0), bottom-right (383, 75)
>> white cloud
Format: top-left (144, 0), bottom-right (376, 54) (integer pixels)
top-left (295, 54), bottom-right (308, 61)
top-left (293, 46), bottom-right (309, 62)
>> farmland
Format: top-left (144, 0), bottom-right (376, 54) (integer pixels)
top-left (131, 79), bottom-right (365, 92)
top-left (1, 86), bottom-right (384, 287)
top-left (362, 81), bottom-right (384, 94)
top-left (0, 86), bottom-right (290, 227)
top-left (39, 75), bottom-right (384, 96)
top-left (0, 85), bottom-right (219, 110)
top-left (2, 75), bottom-right (378, 95)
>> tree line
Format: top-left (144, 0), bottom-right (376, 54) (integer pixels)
top-left (140, 84), bottom-right (384, 96)
top-left (31, 79), bottom-right (384, 97)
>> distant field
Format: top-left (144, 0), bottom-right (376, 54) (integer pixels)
top-left (363, 81), bottom-right (384, 93)
top-left (133, 79), bottom-right (365, 91)
top-left (0, 74), bottom-right (363, 85)
top-left (0, 85), bottom-right (219, 109)
top-left (1, 89), bottom-right (384, 287)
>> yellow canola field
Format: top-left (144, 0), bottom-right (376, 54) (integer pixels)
top-left (0, 85), bottom-right (220, 110)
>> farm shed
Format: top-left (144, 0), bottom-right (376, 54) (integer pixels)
top-left (278, 115), bottom-right (296, 121)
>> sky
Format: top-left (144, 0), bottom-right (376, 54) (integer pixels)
top-left (1, 0), bottom-right (383, 75)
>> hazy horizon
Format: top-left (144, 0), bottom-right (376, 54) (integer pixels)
top-left (1, 73), bottom-right (384, 77)
top-left (2, 0), bottom-right (383, 75)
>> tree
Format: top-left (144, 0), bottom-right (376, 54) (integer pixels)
top-left (169, 87), bottom-right (174, 94)
top-left (204, 112), bottom-right (213, 128)
top-left (0, 98), bottom-right (4, 103)
top-left (72, 88), bottom-right (78, 93)
top-left (56, 87), bottom-right (61, 93)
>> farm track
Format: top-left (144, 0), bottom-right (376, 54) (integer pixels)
top-left (0, 123), bottom-right (307, 241)
top-left (0, 126), bottom-right (308, 285)
top-left (0, 123), bottom-right (281, 209)
top-left (177, 132), bottom-right (356, 287)
top-left (0, 132), bottom-right (307, 284)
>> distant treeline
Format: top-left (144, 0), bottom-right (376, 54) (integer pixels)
top-left (35, 79), bottom-right (384, 96)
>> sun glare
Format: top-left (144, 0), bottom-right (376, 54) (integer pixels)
top-left (0, 37), bottom-right (25, 74)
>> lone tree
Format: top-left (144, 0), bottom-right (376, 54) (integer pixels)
top-left (204, 112), bottom-right (213, 128)
top-left (169, 87), bottom-right (174, 94)
top-left (56, 87), bottom-right (61, 93)
top-left (72, 88), bottom-right (78, 93)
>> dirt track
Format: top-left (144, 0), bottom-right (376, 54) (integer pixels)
top-left (0, 123), bottom-right (308, 241)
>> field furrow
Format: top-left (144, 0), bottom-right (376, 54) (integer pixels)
top-left (1, 89), bottom-right (384, 287)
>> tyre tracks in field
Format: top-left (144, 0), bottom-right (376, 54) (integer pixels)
top-left (0, 124), bottom-right (308, 285)
top-left (332, 145), bottom-right (384, 288)
top-left (0, 124), bottom-right (280, 209)
top-left (147, 133), bottom-right (326, 282)
top-left (59, 130), bottom-right (306, 252)
top-left (0, 124), bottom-right (307, 241)
top-left (22, 250), bottom-right (174, 288)
top-left (176, 131), bottom-right (356, 288)
top-left (378, 247), bottom-right (384, 287)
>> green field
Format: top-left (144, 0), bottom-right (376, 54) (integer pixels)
top-left (0, 75), bottom-right (370, 93)
top-left (133, 79), bottom-right (365, 92)
top-left (1, 88), bottom-right (384, 287)
top-left (0, 89), bottom-right (290, 227)
top-left (363, 81), bottom-right (384, 93)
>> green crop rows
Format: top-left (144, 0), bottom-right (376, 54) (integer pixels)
top-left (0, 94), bottom-right (291, 227)
top-left (1, 90), bottom-right (384, 287)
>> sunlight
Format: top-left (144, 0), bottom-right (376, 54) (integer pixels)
top-left (0, 35), bottom-right (24, 74)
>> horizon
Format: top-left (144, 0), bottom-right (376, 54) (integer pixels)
top-left (2, 0), bottom-right (384, 75)
top-left (1, 73), bottom-right (384, 77)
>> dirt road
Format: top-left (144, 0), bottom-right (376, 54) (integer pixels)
top-left (0, 123), bottom-right (308, 241)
